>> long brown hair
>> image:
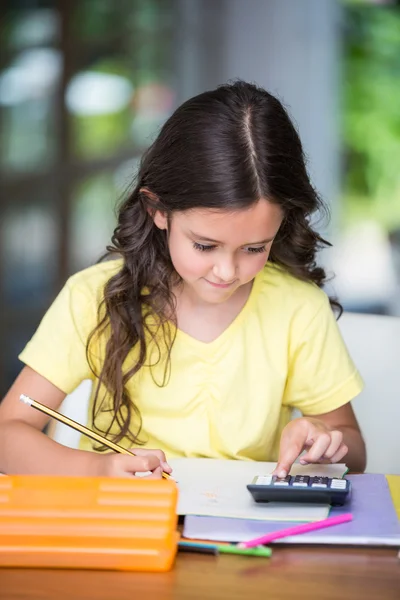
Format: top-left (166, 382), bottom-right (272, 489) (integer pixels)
top-left (87, 80), bottom-right (339, 448)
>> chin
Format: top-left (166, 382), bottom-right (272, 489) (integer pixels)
top-left (207, 294), bottom-right (232, 304)
top-left (204, 289), bottom-right (236, 303)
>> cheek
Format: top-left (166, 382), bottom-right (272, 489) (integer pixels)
top-left (189, 254), bottom-right (210, 275)
top-left (169, 240), bottom-right (210, 277)
top-left (241, 252), bottom-right (269, 278)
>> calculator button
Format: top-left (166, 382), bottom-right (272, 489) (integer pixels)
top-left (273, 476), bottom-right (291, 486)
top-left (292, 475), bottom-right (310, 487)
top-left (330, 479), bottom-right (347, 489)
top-left (311, 476), bottom-right (329, 488)
top-left (255, 475), bottom-right (273, 486)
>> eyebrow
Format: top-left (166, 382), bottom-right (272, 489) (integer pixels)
top-left (188, 231), bottom-right (276, 245)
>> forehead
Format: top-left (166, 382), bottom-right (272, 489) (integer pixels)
top-left (174, 199), bottom-right (283, 241)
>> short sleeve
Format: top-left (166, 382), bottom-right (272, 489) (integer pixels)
top-left (283, 294), bottom-right (364, 414)
top-left (18, 276), bottom-right (98, 394)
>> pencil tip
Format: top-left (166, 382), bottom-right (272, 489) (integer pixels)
top-left (162, 472), bottom-right (177, 482)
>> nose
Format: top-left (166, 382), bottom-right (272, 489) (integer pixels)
top-left (212, 254), bottom-right (237, 282)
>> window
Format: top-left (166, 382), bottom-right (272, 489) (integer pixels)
top-left (0, 0), bottom-right (178, 394)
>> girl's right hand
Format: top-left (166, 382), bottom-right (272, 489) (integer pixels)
top-left (94, 448), bottom-right (172, 479)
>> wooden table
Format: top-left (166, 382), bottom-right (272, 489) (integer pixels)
top-left (1, 546), bottom-right (399, 600)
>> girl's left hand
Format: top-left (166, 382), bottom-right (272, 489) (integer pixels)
top-left (273, 417), bottom-right (348, 479)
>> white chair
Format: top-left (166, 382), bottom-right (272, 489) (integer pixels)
top-left (338, 312), bottom-right (400, 475)
top-left (49, 380), bottom-right (92, 449)
top-left (52, 313), bottom-right (400, 475)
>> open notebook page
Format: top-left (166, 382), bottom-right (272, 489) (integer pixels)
top-left (169, 458), bottom-right (347, 522)
top-left (183, 474), bottom-right (400, 546)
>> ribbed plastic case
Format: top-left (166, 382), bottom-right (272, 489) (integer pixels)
top-left (0, 475), bottom-right (178, 571)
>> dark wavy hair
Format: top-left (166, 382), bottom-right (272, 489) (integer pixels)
top-left (87, 80), bottom-right (339, 448)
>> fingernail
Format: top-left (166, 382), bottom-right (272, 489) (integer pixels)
top-left (300, 459), bottom-right (307, 465)
top-left (162, 461), bottom-right (172, 472)
top-left (278, 470), bottom-right (287, 478)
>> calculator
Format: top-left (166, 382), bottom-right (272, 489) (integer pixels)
top-left (247, 475), bottom-right (351, 506)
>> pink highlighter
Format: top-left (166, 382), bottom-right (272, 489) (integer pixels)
top-left (238, 512), bottom-right (353, 549)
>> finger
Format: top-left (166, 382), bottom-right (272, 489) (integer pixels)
top-left (320, 430), bottom-right (343, 460)
top-left (328, 444), bottom-right (348, 464)
top-left (300, 433), bottom-right (332, 464)
top-left (125, 454), bottom-right (161, 474)
top-left (141, 466), bottom-right (163, 480)
top-left (130, 448), bottom-right (173, 473)
top-left (273, 427), bottom-right (308, 478)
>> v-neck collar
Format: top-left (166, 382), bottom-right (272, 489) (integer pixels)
top-left (174, 269), bottom-right (264, 349)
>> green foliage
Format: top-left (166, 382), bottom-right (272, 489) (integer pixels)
top-left (343, 5), bottom-right (400, 230)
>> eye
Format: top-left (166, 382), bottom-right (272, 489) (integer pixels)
top-left (193, 242), bottom-right (216, 252)
top-left (246, 246), bottom-right (267, 254)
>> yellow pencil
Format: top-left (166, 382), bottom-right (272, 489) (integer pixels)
top-left (20, 394), bottom-right (174, 481)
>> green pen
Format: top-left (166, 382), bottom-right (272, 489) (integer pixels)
top-left (216, 544), bottom-right (272, 557)
top-left (178, 541), bottom-right (272, 557)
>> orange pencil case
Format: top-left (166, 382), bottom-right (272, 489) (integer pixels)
top-left (0, 475), bottom-right (179, 571)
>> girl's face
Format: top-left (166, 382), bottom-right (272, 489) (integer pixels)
top-left (154, 199), bottom-right (283, 305)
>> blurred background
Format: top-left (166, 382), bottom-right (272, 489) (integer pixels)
top-left (0, 0), bottom-right (399, 396)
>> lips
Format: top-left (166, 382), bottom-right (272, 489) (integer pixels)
top-left (205, 279), bottom-right (236, 288)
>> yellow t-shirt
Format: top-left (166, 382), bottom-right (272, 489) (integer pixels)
top-left (19, 260), bottom-right (363, 461)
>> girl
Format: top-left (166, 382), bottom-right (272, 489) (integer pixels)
top-left (0, 81), bottom-right (366, 479)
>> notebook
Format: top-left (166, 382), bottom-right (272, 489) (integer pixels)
top-left (183, 474), bottom-right (400, 547)
top-left (169, 458), bottom-right (347, 522)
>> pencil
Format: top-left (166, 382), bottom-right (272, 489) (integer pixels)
top-left (178, 541), bottom-right (272, 557)
top-left (20, 394), bottom-right (174, 481)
